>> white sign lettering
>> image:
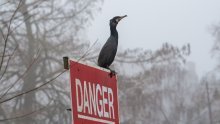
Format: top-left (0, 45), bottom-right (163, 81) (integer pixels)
top-left (75, 78), bottom-right (115, 119)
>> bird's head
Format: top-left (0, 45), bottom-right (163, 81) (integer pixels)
top-left (110, 15), bottom-right (127, 27)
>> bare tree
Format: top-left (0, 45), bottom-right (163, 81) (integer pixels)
top-left (211, 22), bottom-right (220, 70)
top-left (111, 42), bottom-right (193, 124)
top-left (0, 0), bottom-right (102, 123)
top-left (1, 0), bottom-right (213, 124)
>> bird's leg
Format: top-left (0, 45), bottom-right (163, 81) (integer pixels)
top-left (106, 66), bottom-right (117, 77)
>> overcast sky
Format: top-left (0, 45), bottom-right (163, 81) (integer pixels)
top-left (87, 0), bottom-right (220, 77)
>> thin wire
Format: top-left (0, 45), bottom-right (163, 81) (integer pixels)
top-left (77, 39), bottom-right (98, 62)
top-left (0, 100), bottom-right (54, 122)
top-left (0, 69), bottom-right (66, 104)
top-left (0, 39), bottom-right (100, 104)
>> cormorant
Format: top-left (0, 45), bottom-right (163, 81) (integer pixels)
top-left (98, 15), bottom-right (127, 76)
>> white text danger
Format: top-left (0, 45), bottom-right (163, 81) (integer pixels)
top-left (75, 78), bottom-right (115, 119)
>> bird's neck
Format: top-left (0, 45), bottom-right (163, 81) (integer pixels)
top-left (110, 26), bottom-right (118, 39)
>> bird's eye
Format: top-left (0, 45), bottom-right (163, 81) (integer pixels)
top-left (110, 20), bottom-right (115, 24)
top-left (110, 19), bottom-right (117, 26)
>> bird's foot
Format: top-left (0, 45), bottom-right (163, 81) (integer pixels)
top-left (109, 69), bottom-right (117, 78)
top-left (105, 66), bottom-right (117, 77)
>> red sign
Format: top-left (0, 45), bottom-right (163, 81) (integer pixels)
top-left (69, 59), bottom-right (119, 124)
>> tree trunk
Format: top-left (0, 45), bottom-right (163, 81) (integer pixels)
top-left (17, 0), bottom-right (37, 123)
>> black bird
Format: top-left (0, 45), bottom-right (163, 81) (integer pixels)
top-left (98, 15), bottom-right (127, 75)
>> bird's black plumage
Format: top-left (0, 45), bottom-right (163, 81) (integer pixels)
top-left (98, 15), bottom-right (127, 70)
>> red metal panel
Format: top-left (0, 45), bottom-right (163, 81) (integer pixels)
top-left (69, 59), bottom-right (119, 124)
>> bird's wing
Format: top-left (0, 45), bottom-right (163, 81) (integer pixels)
top-left (98, 37), bottom-right (118, 67)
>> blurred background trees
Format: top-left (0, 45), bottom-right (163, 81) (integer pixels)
top-left (0, 0), bottom-right (102, 123)
top-left (0, 0), bottom-right (220, 124)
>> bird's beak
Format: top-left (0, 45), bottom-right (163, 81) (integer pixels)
top-left (117, 15), bottom-right (127, 22)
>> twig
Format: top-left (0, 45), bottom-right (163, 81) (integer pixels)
top-left (77, 39), bottom-right (98, 62)
top-left (0, 0), bottom-right (10, 7)
top-left (9, 14), bottom-right (33, 36)
top-left (11, 0), bottom-right (44, 22)
top-left (0, 45), bottom-right (18, 81)
top-left (9, 0), bottom-right (50, 35)
top-left (0, 54), bottom-right (13, 57)
top-left (0, 0), bottom-right (23, 72)
top-left (0, 40), bottom-right (98, 104)
top-left (0, 28), bottom-right (6, 40)
top-left (0, 100), bottom-right (53, 122)
top-left (0, 47), bottom-right (41, 99)
top-left (0, 69), bottom-right (66, 104)
top-left (0, 0), bottom-right (48, 44)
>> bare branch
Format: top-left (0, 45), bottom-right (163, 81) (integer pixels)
top-left (0, 45), bottom-right (18, 81)
top-left (0, 28), bottom-right (6, 40)
top-left (0, 54), bottom-right (13, 57)
top-left (0, 100), bottom-right (53, 122)
top-left (0, 0), bottom-right (10, 7)
top-left (0, 69), bottom-right (66, 104)
top-left (0, 0), bottom-right (23, 71)
top-left (0, 40), bottom-right (98, 104)
top-left (0, 48), bottom-right (41, 99)
top-left (1, 0), bottom-right (49, 45)
top-left (77, 39), bottom-right (98, 62)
